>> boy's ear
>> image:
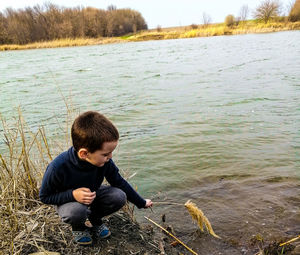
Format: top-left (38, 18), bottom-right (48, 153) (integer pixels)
top-left (78, 148), bottom-right (89, 160)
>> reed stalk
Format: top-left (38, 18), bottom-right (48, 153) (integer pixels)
top-left (279, 235), bottom-right (300, 246)
top-left (0, 110), bottom-right (69, 254)
top-left (153, 201), bottom-right (184, 206)
top-left (144, 216), bottom-right (199, 255)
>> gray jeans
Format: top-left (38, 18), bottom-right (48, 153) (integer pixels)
top-left (56, 185), bottom-right (126, 230)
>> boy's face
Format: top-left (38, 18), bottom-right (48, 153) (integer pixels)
top-left (84, 140), bottom-right (118, 167)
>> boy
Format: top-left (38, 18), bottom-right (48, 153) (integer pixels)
top-left (39, 111), bottom-right (153, 245)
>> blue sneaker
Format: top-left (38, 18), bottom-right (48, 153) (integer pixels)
top-left (92, 223), bottom-right (111, 239)
top-left (72, 229), bottom-right (92, 245)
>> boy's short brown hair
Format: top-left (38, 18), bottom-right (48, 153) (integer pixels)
top-left (71, 111), bottom-right (119, 153)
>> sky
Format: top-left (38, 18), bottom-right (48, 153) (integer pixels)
top-left (0, 0), bottom-right (293, 28)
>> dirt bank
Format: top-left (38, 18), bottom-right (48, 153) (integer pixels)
top-left (22, 208), bottom-right (297, 255)
top-left (21, 210), bottom-right (182, 255)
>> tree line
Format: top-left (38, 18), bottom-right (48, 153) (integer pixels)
top-left (224, 0), bottom-right (300, 27)
top-left (0, 3), bottom-right (147, 45)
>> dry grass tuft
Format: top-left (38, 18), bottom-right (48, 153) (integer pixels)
top-left (0, 109), bottom-right (72, 254)
top-left (184, 200), bottom-right (221, 239)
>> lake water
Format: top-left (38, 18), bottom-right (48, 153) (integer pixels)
top-left (0, 31), bottom-right (299, 254)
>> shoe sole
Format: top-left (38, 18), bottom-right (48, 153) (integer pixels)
top-left (75, 240), bottom-right (93, 246)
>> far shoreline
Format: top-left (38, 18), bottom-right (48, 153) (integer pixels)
top-left (1, 20), bottom-right (300, 51)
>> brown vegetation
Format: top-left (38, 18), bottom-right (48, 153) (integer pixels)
top-left (289, 0), bottom-right (300, 21)
top-left (0, 3), bottom-right (147, 45)
top-left (1, 19), bottom-right (300, 51)
top-left (225, 15), bottom-right (236, 27)
top-left (127, 21), bottom-right (300, 42)
top-left (184, 200), bottom-right (220, 239)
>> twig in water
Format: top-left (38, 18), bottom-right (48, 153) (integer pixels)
top-left (144, 216), bottom-right (198, 255)
top-left (153, 201), bottom-right (184, 206)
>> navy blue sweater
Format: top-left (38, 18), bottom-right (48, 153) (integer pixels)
top-left (39, 147), bottom-right (146, 208)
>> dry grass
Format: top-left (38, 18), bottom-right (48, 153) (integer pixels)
top-left (0, 110), bottom-right (68, 254)
top-left (0, 37), bottom-right (124, 51)
top-left (154, 200), bottom-right (220, 239)
top-left (184, 200), bottom-right (220, 239)
top-left (127, 21), bottom-right (300, 41)
top-left (0, 100), bottom-right (80, 255)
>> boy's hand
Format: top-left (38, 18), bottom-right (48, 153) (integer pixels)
top-left (144, 199), bottom-right (153, 208)
top-left (72, 187), bottom-right (96, 205)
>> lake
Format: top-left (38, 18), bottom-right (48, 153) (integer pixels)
top-left (0, 31), bottom-right (299, 254)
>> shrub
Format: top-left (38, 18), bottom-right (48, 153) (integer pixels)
top-left (190, 23), bottom-right (198, 29)
top-left (289, 0), bottom-right (300, 21)
top-left (225, 14), bottom-right (235, 27)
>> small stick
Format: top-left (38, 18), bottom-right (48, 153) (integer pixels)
top-left (153, 201), bottom-right (184, 206)
top-left (279, 235), bottom-right (300, 246)
top-left (144, 216), bottom-right (198, 255)
top-left (159, 240), bottom-right (165, 254)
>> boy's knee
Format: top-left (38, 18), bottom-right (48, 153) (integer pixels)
top-left (111, 188), bottom-right (127, 208)
top-left (58, 202), bottom-right (88, 224)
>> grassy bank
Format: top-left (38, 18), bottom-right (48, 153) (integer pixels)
top-left (0, 37), bottom-right (124, 51)
top-left (127, 20), bottom-right (300, 41)
top-left (0, 110), bottom-right (162, 255)
top-left (0, 20), bottom-right (299, 51)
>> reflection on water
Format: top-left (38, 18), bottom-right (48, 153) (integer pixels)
top-left (0, 31), bottom-right (300, 253)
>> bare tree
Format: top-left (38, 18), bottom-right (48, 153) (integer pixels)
top-left (254, 0), bottom-right (282, 23)
top-left (0, 12), bottom-right (9, 44)
top-left (107, 5), bottom-right (117, 11)
top-left (202, 12), bottom-right (212, 26)
top-left (239, 4), bottom-right (249, 21)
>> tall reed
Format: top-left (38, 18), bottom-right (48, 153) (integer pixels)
top-left (0, 108), bottom-right (76, 254)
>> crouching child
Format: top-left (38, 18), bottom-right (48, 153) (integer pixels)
top-left (39, 111), bottom-right (153, 245)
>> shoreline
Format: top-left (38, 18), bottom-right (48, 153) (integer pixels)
top-left (1, 21), bottom-right (299, 51)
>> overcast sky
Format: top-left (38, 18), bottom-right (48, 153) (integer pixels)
top-left (0, 0), bottom-right (293, 28)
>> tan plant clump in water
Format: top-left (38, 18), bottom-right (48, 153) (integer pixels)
top-left (184, 200), bottom-right (221, 239)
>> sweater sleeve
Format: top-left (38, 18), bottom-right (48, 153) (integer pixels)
top-left (105, 160), bottom-right (146, 209)
top-left (39, 164), bottom-right (75, 205)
